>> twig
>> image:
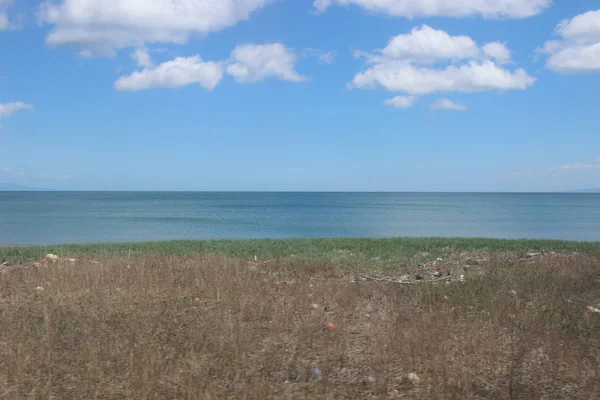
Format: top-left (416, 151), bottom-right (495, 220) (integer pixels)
top-left (360, 275), bottom-right (417, 284)
top-left (0, 262), bottom-right (7, 267)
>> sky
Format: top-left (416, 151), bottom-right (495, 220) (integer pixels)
top-left (0, 0), bottom-right (599, 192)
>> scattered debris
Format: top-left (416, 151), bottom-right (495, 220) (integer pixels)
top-left (35, 286), bottom-right (44, 292)
top-left (405, 373), bottom-right (421, 385)
top-left (363, 376), bottom-right (377, 385)
top-left (0, 261), bottom-right (7, 267)
top-left (324, 305), bottom-right (333, 312)
top-left (527, 252), bottom-right (542, 258)
top-left (310, 303), bottom-right (320, 310)
top-left (308, 283), bottom-right (314, 289)
top-left (193, 297), bottom-right (200, 304)
top-left (508, 290), bottom-right (517, 296)
top-left (324, 321), bottom-right (336, 331)
top-left (437, 258), bottom-right (443, 261)
top-left (309, 368), bottom-right (323, 380)
top-left (587, 306), bottom-right (600, 314)
top-left (415, 274), bottom-right (425, 281)
top-left (65, 258), bottom-right (77, 263)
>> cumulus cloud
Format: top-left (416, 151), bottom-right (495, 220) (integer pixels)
top-left (384, 96), bottom-right (416, 109)
top-left (0, 0), bottom-right (14, 30)
top-left (539, 9), bottom-right (600, 73)
top-left (227, 43), bottom-right (306, 83)
top-left (115, 56), bottom-right (224, 91)
top-left (116, 43), bottom-right (305, 91)
top-left (0, 102), bottom-right (34, 121)
top-left (132, 47), bottom-right (153, 68)
top-left (350, 25), bottom-right (535, 97)
top-left (38, 0), bottom-right (275, 56)
top-left (313, 0), bottom-right (551, 19)
top-left (430, 98), bottom-right (467, 111)
top-left (482, 42), bottom-right (512, 65)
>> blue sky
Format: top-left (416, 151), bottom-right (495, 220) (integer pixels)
top-left (0, 0), bottom-right (599, 191)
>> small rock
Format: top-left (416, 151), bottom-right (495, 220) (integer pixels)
top-left (587, 306), bottom-right (600, 314)
top-left (310, 303), bottom-right (320, 310)
top-left (35, 286), bottom-right (44, 292)
top-left (433, 271), bottom-right (443, 278)
top-left (406, 372), bottom-right (421, 384)
top-left (437, 258), bottom-right (443, 261)
top-left (324, 305), bottom-right (333, 312)
top-left (459, 275), bottom-right (465, 282)
top-left (65, 258), bottom-right (76, 263)
top-left (363, 376), bottom-right (377, 385)
top-left (508, 290), bottom-right (517, 296)
top-left (309, 368), bottom-right (323, 379)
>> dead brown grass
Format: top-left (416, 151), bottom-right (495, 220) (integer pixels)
top-left (1, 253), bottom-right (600, 399)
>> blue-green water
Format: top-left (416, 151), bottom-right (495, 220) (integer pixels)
top-left (1, 192), bottom-right (599, 244)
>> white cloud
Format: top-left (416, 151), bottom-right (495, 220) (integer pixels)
top-left (115, 43), bottom-right (305, 91)
top-left (539, 9), bottom-right (600, 73)
top-left (430, 98), bottom-right (467, 111)
top-left (0, 102), bottom-right (34, 120)
top-left (132, 47), bottom-right (153, 68)
top-left (556, 9), bottom-right (600, 42)
top-left (313, 0), bottom-right (551, 19)
top-left (115, 56), bottom-right (224, 92)
top-left (384, 96), bottom-right (416, 109)
top-left (227, 43), bottom-right (306, 83)
top-left (351, 26), bottom-right (535, 97)
top-left (39, 0), bottom-right (275, 56)
top-left (482, 42), bottom-right (512, 64)
top-left (379, 25), bottom-right (480, 63)
top-left (0, 0), bottom-right (13, 30)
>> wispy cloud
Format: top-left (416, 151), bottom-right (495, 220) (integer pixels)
top-left (0, 167), bottom-right (25, 180)
top-left (0, 102), bottom-right (34, 125)
top-left (509, 157), bottom-right (600, 180)
top-left (303, 48), bottom-right (337, 64)
top-left (430, 98), bottom-right (468, 111)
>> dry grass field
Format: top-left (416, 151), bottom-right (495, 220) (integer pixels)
top-left (1, 239), bottom-right (600, 399)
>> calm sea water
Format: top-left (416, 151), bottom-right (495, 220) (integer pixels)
top-left (1, 192), bottom-right (599, 244)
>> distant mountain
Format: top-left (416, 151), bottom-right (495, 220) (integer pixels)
top-left (0, 182), bottom-right (48, 191)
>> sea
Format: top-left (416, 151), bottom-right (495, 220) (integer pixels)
top-left (1, 192), bottom-right (599, 244)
